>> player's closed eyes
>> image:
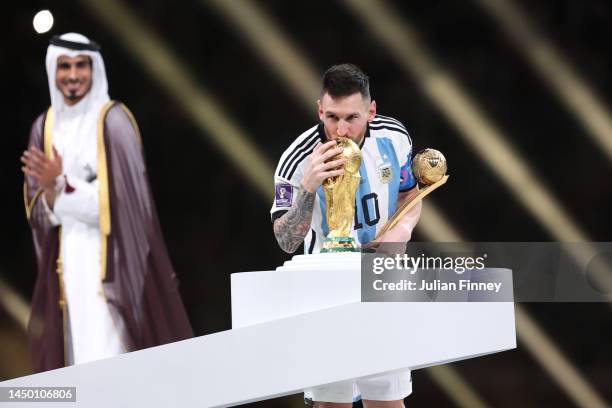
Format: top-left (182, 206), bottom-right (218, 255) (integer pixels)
top-left (326, 115), bottom-right (359, 121)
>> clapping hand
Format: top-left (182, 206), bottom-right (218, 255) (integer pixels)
top-left (21, 146), bottom-right (62, 190)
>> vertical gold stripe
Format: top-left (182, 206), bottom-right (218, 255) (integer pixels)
top-left (55, 227), bottom-right (69, 365)
top-left (23, 108), bottom-right (54, 220)
top-left (99, 235), bottom-right (108, 282)
top-left (96, 101), bottom-right (129, 352)
top-left (23, 183), bottom-right (43, 220)
top-left (23, 182), bottom-right (30, 218)
top-left (44, 107), bottom-right (54, 159)
top-left (42, 107), bottom-right (69, 363)
top-left (118, 103), bottom-right (143, 149)
top-left (97, 101), bottom-right (115, 281)
top-left (23, 182), bottom-right (29, 218)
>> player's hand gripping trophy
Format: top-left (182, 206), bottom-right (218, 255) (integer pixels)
top-left (321, 137), bottom-right (362, 252)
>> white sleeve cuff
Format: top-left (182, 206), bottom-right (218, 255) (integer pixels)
top-left (41, 192), bottom-right (62, 226)
top-left (53, 175), bottom-right (99, 226)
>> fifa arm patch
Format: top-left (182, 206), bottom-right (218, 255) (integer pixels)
top-left (275, 183), bottom-right (294, 208)
top-left (399, 156), bottom-right (417, 191)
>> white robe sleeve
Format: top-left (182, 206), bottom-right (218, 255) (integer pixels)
top-left (53, 175), bottom-right (100, 227)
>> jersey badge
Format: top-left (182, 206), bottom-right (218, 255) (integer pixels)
top-left (377, 162), bottom-right (392, 184)
top-left (275, 183), bottom-right (294, 207)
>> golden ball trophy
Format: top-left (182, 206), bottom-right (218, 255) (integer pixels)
top-left (376, 148), bottom-right (449, 239)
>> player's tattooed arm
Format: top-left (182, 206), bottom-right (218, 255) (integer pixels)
top-left (273, 141), bottom-right (345, 253)
top-left (273, 189), bottom-right (315, 253)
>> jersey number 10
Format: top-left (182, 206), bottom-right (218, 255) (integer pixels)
top-left (354, 193), bottom-right (380, 229)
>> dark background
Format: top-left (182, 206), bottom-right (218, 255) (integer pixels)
top-left (1, 0), bottom-right (611, 407)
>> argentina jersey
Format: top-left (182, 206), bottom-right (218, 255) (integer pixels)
top-left (271, 114), bottom-right (417, 254)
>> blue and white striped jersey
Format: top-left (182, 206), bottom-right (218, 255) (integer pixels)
top-left (271, 114), bottom-right (417, 254)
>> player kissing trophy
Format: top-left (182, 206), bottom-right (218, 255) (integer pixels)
top-left (321, 137), bottom-right (363, 252)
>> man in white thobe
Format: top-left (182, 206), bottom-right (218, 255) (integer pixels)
top-left (22, 33), bottom-right (192, 372)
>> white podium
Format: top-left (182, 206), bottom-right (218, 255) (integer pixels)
top-left (0, 253), bottom-right (515, 407)
top-left (232, 252), bottom-right (516, 401)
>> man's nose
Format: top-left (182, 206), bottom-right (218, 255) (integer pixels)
top-left (68, 65), bottom-right (78, 80)
top-left (337, 121), bottom-right (348, 136)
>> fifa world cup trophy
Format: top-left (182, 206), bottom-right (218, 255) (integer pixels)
top-left (321, 137), bottom-right (362, 252)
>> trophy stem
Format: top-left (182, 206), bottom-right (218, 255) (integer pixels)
top-left (375, 175), bottom-right (449, 239)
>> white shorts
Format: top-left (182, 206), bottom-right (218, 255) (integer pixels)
top-left (304, 369), bottom-right (412, 404)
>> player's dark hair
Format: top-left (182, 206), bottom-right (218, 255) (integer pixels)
top-left (321, 64), bottom-right (370, 100)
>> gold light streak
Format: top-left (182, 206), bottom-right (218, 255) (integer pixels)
top-left (475, 0), bottom-right (612, 163)
top-left (0, 275), bottom-right (29, 330)
top-left (342, 0), bottom-right (590, 242)
top-left (80, 0), bottom-right (274, 199)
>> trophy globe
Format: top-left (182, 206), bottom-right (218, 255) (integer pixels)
top-left (412, 148), bottom-right (447, 185)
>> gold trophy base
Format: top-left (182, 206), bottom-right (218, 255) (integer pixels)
top-left (321, 236), bottom-right (360, 253)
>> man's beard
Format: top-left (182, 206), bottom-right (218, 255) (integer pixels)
top-left (66, 91), bottom-right (79, 100)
